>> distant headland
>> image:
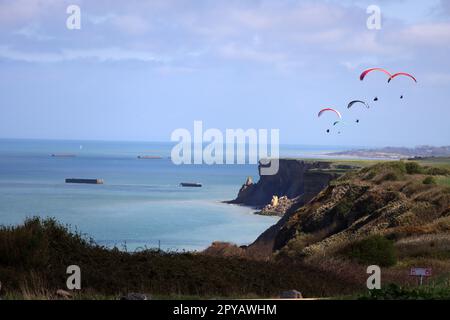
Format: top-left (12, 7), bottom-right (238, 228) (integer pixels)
top-left (327, 145), bottom-right (450, 159)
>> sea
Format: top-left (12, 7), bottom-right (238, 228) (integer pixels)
top-left (0, 139), bottom-right (346, 251)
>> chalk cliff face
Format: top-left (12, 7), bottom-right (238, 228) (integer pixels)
top-left (227, 159), bottom-right (338, 208)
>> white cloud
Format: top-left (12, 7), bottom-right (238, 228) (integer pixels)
top-left (0, 45), bottom-right (163, 63)
top-left (389, 22), bottom-right (450, 47)
top-left (340, 56), bottom-right (380, 71)
top-left (13, 25), bottom-right (55, 41)
top-left (218, 43), bottom-right (287, 64)
top-left (1, 0), bottom-right (450, 73)
top-left (88, 13), bottom-right (150, 35)
top-left (0, 0), bottom-right (64, 26)
top-left (111, 15), bottom-right (150, 35)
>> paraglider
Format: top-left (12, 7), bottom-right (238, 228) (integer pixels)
top-left (347, 100), bottom-right (370, 109)
top-left (318, 108), bottom-right (342, 134)
top-left (388, 72), bottom-right (417, 83)
top-left (314, 67), bottom-right (417, 138)
top-left (347, 100), bottom-right (368, 125)
top-left (360, 68), bottom-right (417, 83)
top-left (333, 120), bottom-right (346, 126)
top-left (360, 68), bottom-right (392, 81)
top-left (318, 108), bottom-right (342, 119)
top-left (332, 121), bottom-right (347, 134)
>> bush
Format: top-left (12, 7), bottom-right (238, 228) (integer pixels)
top-left (382, 172), bottom-right (400, 182)
top-left (344, 235), bottom-right (397, 267)
top-left (423, 176), bottom-right (437, 185)
top-left (405, 162), bottom-right (423, 174)
top-left (0, 218), bottom-right (51, 269)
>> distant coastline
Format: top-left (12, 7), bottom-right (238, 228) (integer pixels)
top-left (326, 145), bottom-right (450, 159)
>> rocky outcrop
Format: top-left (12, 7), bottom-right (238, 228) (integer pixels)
top-left (257, 196), bottom-right (296, 217)
top-left (227, 159), bottom-right (338, 208)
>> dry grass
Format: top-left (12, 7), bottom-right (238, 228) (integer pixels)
top-left (395, 234), bottom-right (450, 260)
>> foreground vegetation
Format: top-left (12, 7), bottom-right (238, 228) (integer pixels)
top-left (0, 217), bottom-right (360, 299)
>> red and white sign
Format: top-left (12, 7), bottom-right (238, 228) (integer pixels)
top-left (410, 268), bottom-right (432, 277)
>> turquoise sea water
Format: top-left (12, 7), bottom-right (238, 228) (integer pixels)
top-left (0, 139), bottom-right (344, 251)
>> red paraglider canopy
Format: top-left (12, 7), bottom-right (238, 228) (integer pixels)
top-left (318, 108), bottom-right (342, 119)
top-left (360, 68), bottom-right (392, 81)
top-left (388, 72), bottom-right (417, 83)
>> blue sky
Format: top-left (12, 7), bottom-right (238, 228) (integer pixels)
top-left (0, 0), bottom-right (449, 147)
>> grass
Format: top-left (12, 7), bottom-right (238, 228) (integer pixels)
top-left (415, 157), bottom-right (450, 170)
top-left (300, 156), bottom-right (450, 171)
top-left (294, 158), bottom-right (387, 168)
top-left (395, 234), bottom-right (450, 260)
top-left (436, 176), bottom-right (450, 186)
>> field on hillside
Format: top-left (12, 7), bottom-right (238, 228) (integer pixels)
top-left (298, 156), bottom-right (450, 169)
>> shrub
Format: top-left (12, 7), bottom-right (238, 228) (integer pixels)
top-left (0, 218), bottom-right (51, 269)
top-left (405, 162), bottom-right (423, 174)
top-left (344, 235), bottom-right (397, 267)
top-left (423, 176), bottom-right (437, 185)
top-left (374, 171), bottom-right (401, 184)
top-left (383, 172), bottom-right (400, 182)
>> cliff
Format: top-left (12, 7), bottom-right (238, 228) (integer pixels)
top-left (227, 159), bottom-right (339, 208)
top-left (247, 161), bottom-right (450, 260)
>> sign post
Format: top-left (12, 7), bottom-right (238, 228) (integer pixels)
top-left (410, 267), bottom-right (432, 286)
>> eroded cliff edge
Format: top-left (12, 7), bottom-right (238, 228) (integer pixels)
top-left (227, 159), bottom-right (340, 209)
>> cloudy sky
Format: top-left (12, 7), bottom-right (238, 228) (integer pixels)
top-left (0, 0), bottom-right (449, 147)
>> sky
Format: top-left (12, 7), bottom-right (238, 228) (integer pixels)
top-left (0, 0), bottom-right (449, 147)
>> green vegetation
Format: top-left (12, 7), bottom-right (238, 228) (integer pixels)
top-left (436, 176), bottom-right (450, 186)
top-left (0, 217), bottom-right (358, 299)
top-left (359, 283), bottom-right (450, 300)
top-left (344, 235), bottom-right (397, 267)
top-left (415, 157), bottom-right (450, 170)
top-left (405, 161), bottom-right (423, 174)
top-left (423, 176), bottom-right (437, 185)
top-left (357, 161), bottom-right (408, 184)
